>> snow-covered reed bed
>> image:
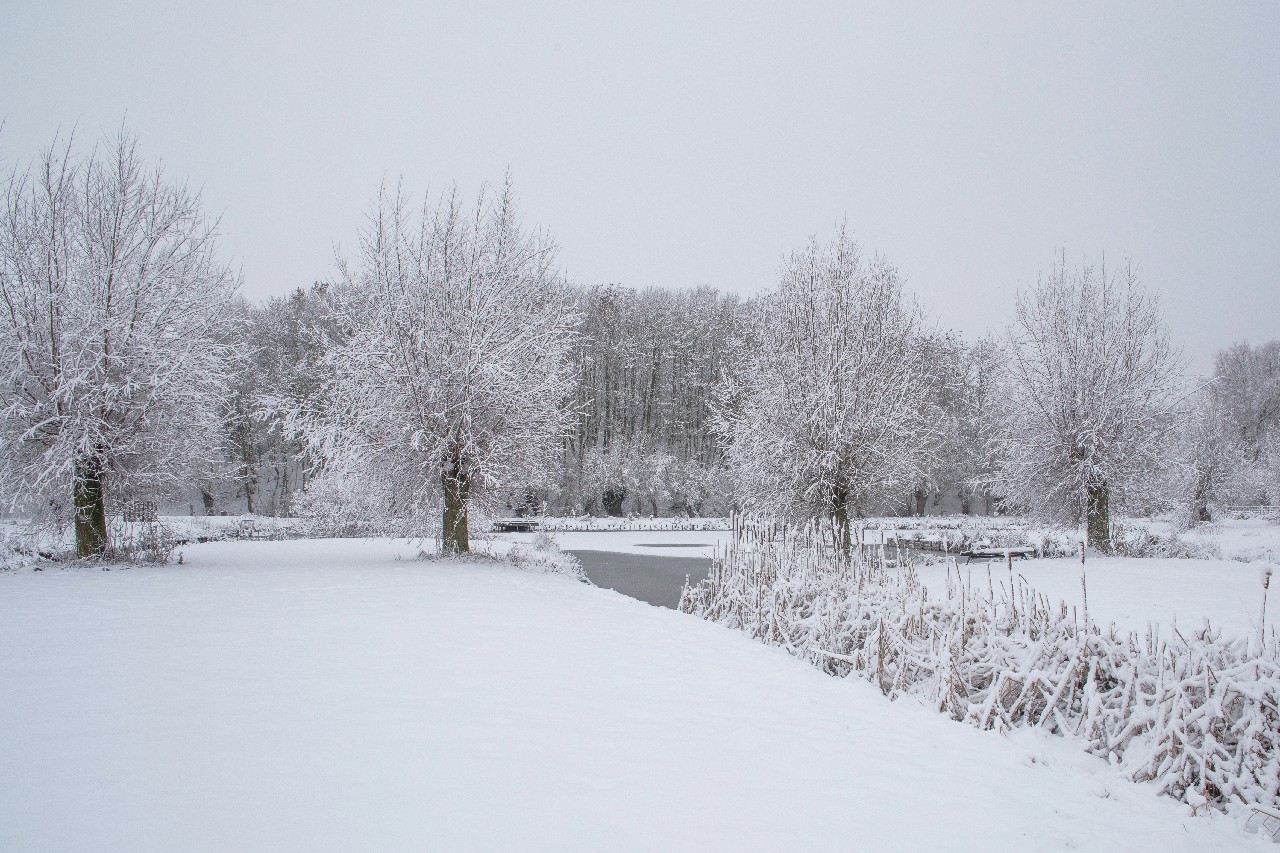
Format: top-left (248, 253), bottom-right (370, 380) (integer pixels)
top-left (679, 518), bottom-right (1280, 813)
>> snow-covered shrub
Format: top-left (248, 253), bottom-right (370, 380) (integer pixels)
top-left (107, 518), bottom-right (181, 564)
top-left (0, 528), bottom-right (46, 571)
top-left (294, 471), bottom-right (436, 538)
top-left (505, 534), bottom-right (586, 582)
top-left (681, 518), bottom-right (1280, 812)
top-left (1110, 524), bottom-right (1223, 559)
top-left (426, 532), bottom-right (587, 582)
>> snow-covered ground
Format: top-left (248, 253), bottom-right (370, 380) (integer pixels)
top-left (1, 538), bottom-right (1268, 851)
top-left (917, 555), bottom-right (1279, 638)
top-left (1185, 517), bottom-right (1280, 562)
top-left (505, 524), bottom-right (1280, 638)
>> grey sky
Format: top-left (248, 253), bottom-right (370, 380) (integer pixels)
top-left (3, 1), bottom-right (1277, 372)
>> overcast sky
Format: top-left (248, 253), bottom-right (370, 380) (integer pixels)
top-left (3, 1), bottom-right (1277, 372)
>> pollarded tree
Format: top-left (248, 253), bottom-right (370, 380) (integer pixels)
top-left (306, 180), bottom-right (578, 553)
top-left (0, 130), bottom-right (236, 556)
top-left (718, 226), bottom-right (940, 550)
top-left (994, 255), bottom-right (1185, 549)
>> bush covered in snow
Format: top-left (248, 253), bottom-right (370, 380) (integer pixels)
top-left (503, 533), bottom-right (587, 582)
top-left (680, 517), bottom-right (1280, 813)
top-left (1110, 523), bottom-right (1223, 560)
top-left (0, 527), bottom-right (47, 571)
top-left (293, 472), bottom-right (438, 539)
top-left (421, 532), bottom-right (587, 582)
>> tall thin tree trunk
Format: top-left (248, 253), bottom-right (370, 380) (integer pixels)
top-left (74, 454), bottom-right (109, 557)
top-left (1192, 471), bottom-right (1212, 523)
top-left (832, 487), bottom-right (852, 556)
top-left (442, 462), bottom-right (471, 554)
top-left (1086, 479), bottom-right (1110, 551)
top-left (280, 465), bottom-right (291, 517)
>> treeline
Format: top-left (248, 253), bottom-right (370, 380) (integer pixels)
top-left (208, 281), bottom-right (1279, 523)
top-left (5, 131), bottom-right (1279, 560)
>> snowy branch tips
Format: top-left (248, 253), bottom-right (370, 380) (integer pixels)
top-left (992, 256), bottom-right (1186, 549)
top-left (0, 130), bottom-right (237, 556)
top-left (303, 180), bottom-right (578, 553)
top-left (717, 226), bottom-right (940, 547)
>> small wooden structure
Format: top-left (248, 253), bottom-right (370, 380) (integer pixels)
top-left (120, 499), bottom-right (159, 523)
top-left (1227, 505), bottom-right (1280, 520)
top-left (493, 518), bottom-right (540, 533)
top-left (960, 546), bottom-right (1036, 563)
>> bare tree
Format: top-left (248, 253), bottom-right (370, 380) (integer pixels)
top-left (717, 226), bottom-right (939, 549)
top-left (993, 255), bottom-right (1185, 548)
top-left (302, 180), bottom-right (578, 552)
top-left (0, 130), bottom-right (236, 556)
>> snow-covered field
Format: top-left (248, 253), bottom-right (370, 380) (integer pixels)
top-left (1, 538), bottom-right (1270, 851)
top-left (917, 554), bottom-right (1279, 638)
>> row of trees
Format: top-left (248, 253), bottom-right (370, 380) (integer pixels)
top-left (3, 130), bottom-right (1279, 556)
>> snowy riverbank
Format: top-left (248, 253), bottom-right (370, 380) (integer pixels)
top-left (0, 538), bottom-right (1267, 851)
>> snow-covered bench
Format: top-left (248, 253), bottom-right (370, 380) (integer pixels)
top-left (493, 519), bottom-right (540, 533)
top-left (960, 546), bottom-right (1036, 563)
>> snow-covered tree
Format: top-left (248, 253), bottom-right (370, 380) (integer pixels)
top-left (559, 284), bottom-right (743, 515)
top-left (1209, 340), bottom-right (1280, 505)
top-left (993, 255), bottom-right (1185, 548)
top-left (718, 226), bottom-right (939, 548)
top-left (218, 282), bottom-right (341, 516)
top-left (0, 130), bottom-right (236, 555)
top-left (1214, 340), bottom-right (1280, 462)
top-left (303, 180), bottom-right (578, 552)
top-left (954, 336), bottom-right (1005, 514)
top-left (1173, 387), bottom-right (1235, 525)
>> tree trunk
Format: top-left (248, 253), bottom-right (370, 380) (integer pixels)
top-left (602, 487), bottom-right (626, 517)
top-left (73, 454), bottom-right (109, 557)
top-left (832, 487), bottom-right (852, 556)
top-left (1086, 479), bottom-right (1110, 551)
top-left (1192, 471), bottom-right (1212, 523)
top-left (442, 463), bottom-right (471, 554)
top-left (913, 487), bottom-right (928, 517)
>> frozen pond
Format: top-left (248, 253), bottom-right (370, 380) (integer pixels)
top-left (498, 529), bottom-right (728, 609)
top-left (568, 550), bottom-right (711, 609)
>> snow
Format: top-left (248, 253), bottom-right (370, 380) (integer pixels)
top-left (917, 554), bottom-right (1280, 638)
top-left (508, 522), bottom-right (1280, 639)
top-left (1187, 517), bottom-right (1280, 562)
top-left (0, 538), bottom-right (1266, 851)
top-left (500, 528), bottom-right (730, 558)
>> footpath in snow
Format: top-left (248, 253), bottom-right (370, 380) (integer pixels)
top-left (0, 538), bottom-right (1268, 852)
